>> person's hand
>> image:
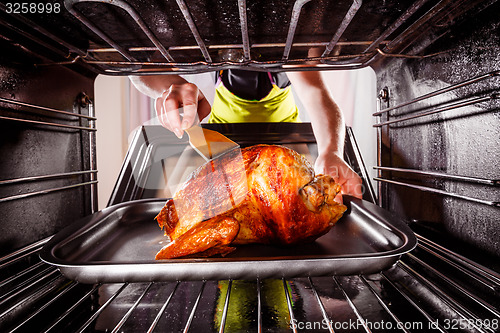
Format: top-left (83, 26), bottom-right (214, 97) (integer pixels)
top-left (155, 82), bottom-right (212, 138)
top-left (314, 152), bottom-right (363, 203)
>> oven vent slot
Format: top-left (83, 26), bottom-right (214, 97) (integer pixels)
top-left (1, 237), bottom-right (499, 332)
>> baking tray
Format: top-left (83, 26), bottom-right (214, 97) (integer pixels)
top-left (40, 197), bottom-right (417, 283)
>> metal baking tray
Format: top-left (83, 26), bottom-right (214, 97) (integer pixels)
top-left (40, 197), bottom-right (417, 283)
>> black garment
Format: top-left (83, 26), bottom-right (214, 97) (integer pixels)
top-left (215, 69), bottom-right (291, 101)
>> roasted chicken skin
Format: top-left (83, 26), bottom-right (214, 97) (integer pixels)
top-left (155, 144), bottom-right (347, 259)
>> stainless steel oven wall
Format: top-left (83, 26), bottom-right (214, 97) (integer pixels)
top-left (371, 1), bottom-right (500, 258)
top-left (0, 54), bottom-right (97, 256)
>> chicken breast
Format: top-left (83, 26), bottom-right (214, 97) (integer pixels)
top-left (155, 144), bottom-right (347, 259)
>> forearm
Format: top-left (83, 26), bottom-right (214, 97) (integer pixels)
top-left (287, 71), bottom-right (345, 156)
top-left (129, 75), bottom-right (188, 99)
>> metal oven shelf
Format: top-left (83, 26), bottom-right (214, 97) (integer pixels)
top-left (1, 234), bottom-right (499, 332)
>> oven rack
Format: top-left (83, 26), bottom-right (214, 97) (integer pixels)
top-left (60, 0), bottom-right (458, 74)
top-left (374, 69), bottom-right (500, 210)
top-left (0, 96), bottom-right (98, 212)
top-left (0, 0), bottom-right (486, 74)
top-left (0, 231), bottom-right (498, 333)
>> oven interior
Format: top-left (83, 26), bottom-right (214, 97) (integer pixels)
top-left (1, 0), bottom-right (499, 332)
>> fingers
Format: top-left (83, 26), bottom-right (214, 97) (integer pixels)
top-left (314, 153), bottom-right (364, 200)
top-left (178, 83), bottom-right (200, 131)
top-left (155, 93), bottom-right (172, 131)
top-left (341, 173), bottom-right (363, 199)
top-left (334, 165), bottom-right (363, 199)
top-left (163, 86), bottom-right (184, 138)
top-left (156, 83), bottom-right (208, 138)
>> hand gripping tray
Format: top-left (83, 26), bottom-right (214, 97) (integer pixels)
top-left (41, 197), bottom-right (417, 283)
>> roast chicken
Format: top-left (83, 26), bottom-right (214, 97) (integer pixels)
top-left (155, 144), bottom-right (347, 259)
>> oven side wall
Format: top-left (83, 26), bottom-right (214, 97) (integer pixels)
top-left (371, 2), bottom-right (499, 258)
top-left (0, 61), bottom-right (96, 256)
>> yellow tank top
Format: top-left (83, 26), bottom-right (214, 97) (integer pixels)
top-left (208, 73), bottom-right (301, 123)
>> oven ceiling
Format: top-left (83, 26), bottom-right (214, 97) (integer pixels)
top-left (0, 0), bottom-right (496, 74)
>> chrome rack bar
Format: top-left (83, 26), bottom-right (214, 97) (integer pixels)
top-left (98, 0), bottom-right (173, 62)
top-left (363, 0), bottom-right (431, 54)
top-left (87, 98), bottom-right (98, 213)
top-left (346, 127), bottom-right (377, 202)
top-left (416, 234), bottom-right (500, 286)
top-left (374, 166), bottom-right (499, 186)
top-left (380, 0), bottom-right (456, 54)
top-left (5, 277), bottom-right (70, 332)
top-left (0, 4), bottom-right (65, 54)
top-left (282, 0), bottom-right (312, 61)
top-left (0, 266), bottom-right (57, 303)
top-left (0, 16), bottom-right (72, 63)
top-left (64, 0), bottom-right (175, 63)
top-left (256, 279), bottom-right (262, 333)
top-left (64, 0), bottom-right (136, 62)
top-left (373, 93), bottom-right (499, 127)
top-left (0, 269), bottom-right (60, 318)
top-left (82, 55), bottom-right (369, 71)
top-left (65, 0), bottom-right (174, 62)
top-left (374, 177), bottom-right (499, 207)
top-left (358, 275), bottom-right (410, 333)
top-left (398, 261), bottom-right (495, 333)
top-left (175, 0), bottom-right (212, 62)
top-left (0, 3), bottom-right (99, 73)
top-left (373, 70), bottom-right (500, 116)
top-left (0, 115), bottom-right (96, 131)
top-left (218, 280), bottom-right (232, 333)
top-left (0, 180), bottom-right (99, 204)
top-left (238, 0), bottom-right (251, 61)
top-left (321, 0), bottom-right (362, 58)
top-left (183, 281), bottom-right (206, 333)
top-left (363, 0), bottom-right (466, 68)
top-left (8, 282), bottom-right (79, 333)
top-left (405, 254), bottom-right (500, 318)
top-left (283, 279), bottom-right (298, 333)
top-left (380, 271), bottom-right (448, 333)
top-left (0, 97), bottom-right (96, 120)
top-left (88, 40), bottom-right (387, 53)
top-left (0, 238), bottom-right (49, 269)
top-left (332, 276), bottom-right (371, 332)
top-left (308, 278), bottom-right (334, 333)
top-left (147, 282), bottom-right (179, 333)
top-left (416, 242), bottom-right (500, 292)
top-left (0, 170), bottom-right (98, 186)
top-left (111, 283), bottom-right (153, 333)
top-left (74, 283), bottom-right (126, 333)
top-left (0, 261), bottom-right (45, 289)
